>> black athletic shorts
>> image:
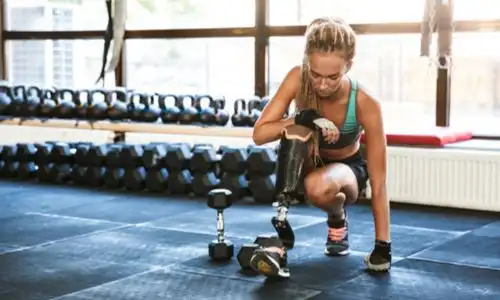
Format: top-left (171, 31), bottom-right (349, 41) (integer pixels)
top-left (320, 150), bottom-right (369, 192)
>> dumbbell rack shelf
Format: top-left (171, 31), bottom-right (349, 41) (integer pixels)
top-left (0, 117), bottom-right (253, 141)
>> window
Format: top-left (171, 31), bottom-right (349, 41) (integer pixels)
top-left (269, 35), bottom-right (437, 129)
top-left (269, 0), bottom-right (425, 26)
top-left (5, 0), bottom-right (108, 31)
top-left (6, 40), bottom-right (116, 88)
top-left (125, 38), bottom-right (254, 99)
top-left (449, 32), bottom-right (500, 136)
top-left (126, 0), bottom-right (255, 29)
top-left (454, 0), bottom-right (500, 21)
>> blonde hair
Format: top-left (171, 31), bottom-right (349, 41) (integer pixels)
top-left (295, 17), bottom-right (356, 164)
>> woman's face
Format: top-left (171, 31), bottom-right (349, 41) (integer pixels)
top-left (308, 51), bottom-right (351, 99)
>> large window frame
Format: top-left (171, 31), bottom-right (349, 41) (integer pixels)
top-left (1, 0), bottom-right (500, 139)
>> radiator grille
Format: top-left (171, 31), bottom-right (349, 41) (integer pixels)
top-left (365, 147), bottom-right (500, 212)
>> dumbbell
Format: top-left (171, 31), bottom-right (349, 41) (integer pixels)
top-left (125, 166), bottom-right (147, 192)
top-left (165, 143), bottom-right (193, 195)
top-left (165, 143), bottom-right (191, 171)
top-left (120, 144), bottom-right (145, 168)
top-left (0, 145), bottom-right (19, 178)
top-left (237, 235), bottom-right (284, 271)
top-left (166, 169), bottom-right (192, 195)
top-left (101, 144), bottom-right (126, 189)
top-left (247, 147), bottom-right (277, 203)
top-left (142, 143), bottom-right (168, 169)
top-left (16, 143), bottom-right (38, 162)
top-left (219, 147), bottom-right (249, 200)
top-left (13, 143), bottom-right (38, 180)
top-left (207, 188), bottom-right (234, 261)
top-left (190, 146), bottom-right (220, 197)
top-left (49, 142), bottom-right (77, 164)
top-left (145, 168), bottom-right (169, 193)
top-left (104, 168), bottom-right (125, 189)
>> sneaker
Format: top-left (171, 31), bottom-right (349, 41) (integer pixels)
top-left (249, 247), bottom-right (290, 278)
top-left (364, 254), bottom-right (391, 271)
top-left (364, 240), bottom-right (392, 271)
top-left (324, 213), bottom-right (350, 256)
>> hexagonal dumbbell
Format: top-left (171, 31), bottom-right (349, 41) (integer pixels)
top-left (246, 147), bottom-right (277, 178)
top-left (49, 142), bottom-right (76, 164)
top-left (220, 147), bottom-right (248, 175)
top-left (15, 143), bottom-right (38, 162)
top-left (248, 174), bottom-right (276, 204)
top-left (237, 235), bottom-right (282, 271)
top-left (192, 172), bottom-right (219, 197)
top-left (142, 143), bottom-right (168, 169)
top-left (189, 145), bottom-right (220, 174)
top-left (145, 168), bottom-right (169, 193)
top-left (85, 144), bottom-right (110, 167)
top-left (120, 144), bottom-right (145, 168)
top-left (207, 188), bottom-right (234, 261)
top-left (165, 143), bottom-right (192, 172)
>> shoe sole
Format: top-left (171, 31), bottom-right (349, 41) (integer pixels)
top-left (324, 247), bottom-right (350, 256)
top-left (363, 255), bottom-right (391, 271)
top-left (249, 252), bottom-right (290, 278)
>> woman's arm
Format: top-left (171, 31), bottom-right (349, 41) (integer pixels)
top-left (252, 66), bottom-right (300, 145)
top-left (358, 89), bottom-right (390, 242)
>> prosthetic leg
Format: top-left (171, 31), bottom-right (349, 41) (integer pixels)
top-left (272, 124), bottom-right (313, 249)
top-left (250, 125), bottom-right (313, 278)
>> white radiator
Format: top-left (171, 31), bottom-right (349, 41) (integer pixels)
top-left (364, 147), bottom-right (500, 212)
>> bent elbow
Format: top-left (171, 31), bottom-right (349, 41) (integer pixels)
top-left (252, 128), bottom-right (265, 146)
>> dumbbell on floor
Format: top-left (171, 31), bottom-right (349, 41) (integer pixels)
top-left (208, 188), bottom-right (234, 261)
top-left (237, 235), bottom-right (284, 271)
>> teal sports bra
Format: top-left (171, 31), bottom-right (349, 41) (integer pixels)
top-left (319, 78), bottom-right (363, 149)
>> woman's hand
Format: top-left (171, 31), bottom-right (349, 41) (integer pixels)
top-left (321, 126), bottom-right (339, 144)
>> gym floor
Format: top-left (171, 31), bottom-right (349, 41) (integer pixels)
top-left (0, 181), bottom-right (499, 300)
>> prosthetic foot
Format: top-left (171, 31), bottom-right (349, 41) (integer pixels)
top-left (271, 124), bottom-right (313, 249)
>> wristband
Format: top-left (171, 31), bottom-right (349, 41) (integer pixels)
top-left (294, 109), bottom-right (321, 130)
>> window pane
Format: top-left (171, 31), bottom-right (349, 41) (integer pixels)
top-left (5, 1), bottom-right (107, 31)
top-left (6, 40), bottom-right (116, 88)
top-left (269, 35), bottom-right (437, 129)
top-left (454, 0), bottom-right (500, 21)
top-left (126, 0), bottom-right (255, 29)
top-left (269, 0), bottom-right (424, 26)
top-left (450, 32), bottom-right (500, 136)
top-left (126, 38), bottom-right (254, 97)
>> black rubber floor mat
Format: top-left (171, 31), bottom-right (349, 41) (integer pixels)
top-left (412, 220), bottom-right (500, 269)
top-left (54, 266), bottom-right (322, 300)
top-left (53, 196), bottom-right (206, 224)
top-left (0, 212), bottom-right (118, 248)
top-left (313, 258), bottom-right (500, 300)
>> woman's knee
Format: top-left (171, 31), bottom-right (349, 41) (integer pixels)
top-left (304, 171), bottom-right (342, 207)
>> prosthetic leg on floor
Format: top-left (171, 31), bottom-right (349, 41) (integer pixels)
top-left (271, 124), bottom-right (313, 249)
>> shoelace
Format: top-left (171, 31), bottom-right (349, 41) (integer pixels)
top-left (327, 226), bottom-right (347, 242)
